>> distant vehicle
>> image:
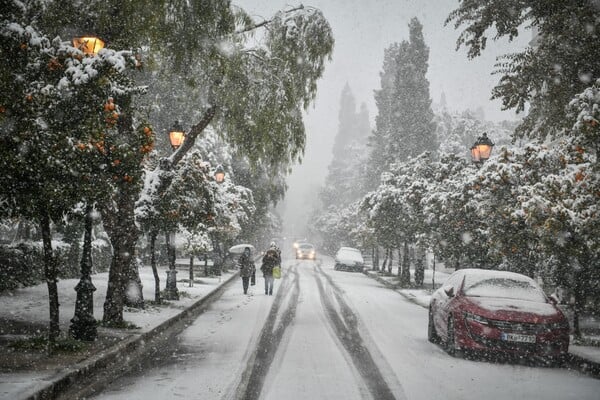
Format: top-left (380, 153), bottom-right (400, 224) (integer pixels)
top-left (292, 238), bottom-right (307, 250)
top-left (334, 247), bottom-right (364, 272)
top-left (296, 243), bottom-right (316, 260)
top-left (292, 239), bottom-right (308, 253)
top-left (428, 268), bottom-right (569, 361)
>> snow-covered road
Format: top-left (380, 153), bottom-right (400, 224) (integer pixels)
top-left (92, 257), bottom-right (600, 400)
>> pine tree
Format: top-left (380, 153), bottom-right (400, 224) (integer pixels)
top-left (365, 18), bottom-right (437, 189)
top-left (365, 43), bottom-right (401, 191)
top-left (389, 18), bottom-right (437, 163)
top-left (320, 84), bottom-right (370, 207)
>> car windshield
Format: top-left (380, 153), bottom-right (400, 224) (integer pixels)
top-left (299, 244), bottom-right (313, 250)
top-left (463, 277), bottom-right (547, 302)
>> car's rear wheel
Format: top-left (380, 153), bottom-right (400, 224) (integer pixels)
top-left (428, 308), bottom-right (440, 343)
top-left (446, 316), bottom-right (461, 357)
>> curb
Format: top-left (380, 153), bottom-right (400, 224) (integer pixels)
top-left (25, 271), bottom-right (239, 400)
top-left (361, 269), bottom-right (600, 379)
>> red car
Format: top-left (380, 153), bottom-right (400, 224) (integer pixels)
top-left (428, 268), bottom-right (569, 360)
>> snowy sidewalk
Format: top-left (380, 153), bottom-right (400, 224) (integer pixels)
top-left (363, 268), bottom-right (600, 376)
top-left (0, 263), bottom-right (238, 400)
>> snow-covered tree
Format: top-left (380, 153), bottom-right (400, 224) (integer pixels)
top-left (365, 18), bottom-right (437, 191)
top-left (446, 0), bottom-right (600, 141)
top-left (0, 1), bottom-right (145, 339)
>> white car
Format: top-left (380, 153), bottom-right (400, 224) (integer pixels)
top-left (296, 243), bottom-right (316, 260)
top-left (334, 247), bottom-right (364, 272)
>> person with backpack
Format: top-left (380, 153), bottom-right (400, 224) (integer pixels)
top-left (261, 245), bottom-right (280, 295)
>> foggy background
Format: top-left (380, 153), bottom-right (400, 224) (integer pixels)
top-left (235, 0), bottom-right (531, 237)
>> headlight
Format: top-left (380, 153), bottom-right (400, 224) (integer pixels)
top-left (464, 312), bottom-right (490, 325)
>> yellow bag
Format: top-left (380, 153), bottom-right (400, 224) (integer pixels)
top-left (273, 266), bottom-right (281, 279)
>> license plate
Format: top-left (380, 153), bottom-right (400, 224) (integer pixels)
top-left (501, 332), bottom-right (536, 343)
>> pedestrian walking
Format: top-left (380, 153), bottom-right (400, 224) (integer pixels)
top-left (238, 247), bottom-right (255, 295)
top-left (261, 244), bottom-right (280, 295)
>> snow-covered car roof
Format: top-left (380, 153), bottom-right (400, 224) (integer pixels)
top-left (335, 247), bottom-right (363, 263)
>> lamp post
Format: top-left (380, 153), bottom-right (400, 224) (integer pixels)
top-left (168, 121), bottom-right (185, 150)
top-left (163, 122), bottom-right (187, 300)
top-left (470, 132), bottom-right (495, 166)
top-left (70, 205), bottom-right (98, 340)
top-left (69, 31), bottom-right (105, 340)
top-left (212, 165), bottom-right (226, 275)
top-left (164, 230), bottom-right (179, 300)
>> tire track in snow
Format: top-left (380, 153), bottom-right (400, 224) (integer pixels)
top-left (314, 263), bottom-right (407, 400)
top-left (235, 263), bottom-right (300, 400)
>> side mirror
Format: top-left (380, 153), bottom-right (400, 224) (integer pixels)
top-left (444, 286), bottom-right (455, 298)
top-left (548, 294), bottom-right (559, 305)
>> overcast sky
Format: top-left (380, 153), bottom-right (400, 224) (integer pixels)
top-left (234, 0), bottom-right (531, 236)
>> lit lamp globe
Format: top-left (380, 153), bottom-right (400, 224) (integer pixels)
top-left (72, 36), bottom-right (105, 56)
top-left (214, 165), bottom-right (225, 184)
top-left (168, 121), bottom-right (185, 150)
top-left (470, 132), bottom-right (495, 165)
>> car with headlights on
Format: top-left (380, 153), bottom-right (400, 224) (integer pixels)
top-left (428, 268), bottom-right (569, 361)
top-left (296, 243), bottom-right (316, 260)
top-left (334, 247), bottom-right (365, 272)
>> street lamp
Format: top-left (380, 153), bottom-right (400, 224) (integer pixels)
top-left (163, 120), bottom-right (186, 300)
top-left (470, 132), bottom-right (495, 165)
top-left (168, 121), bottom-right (185, 150)
top-left (214, 165), bottom-right (225, 184)
top-left (211, 165), bottom-right (226, 275)
top-left (72, 35), bottom-right (105, 56)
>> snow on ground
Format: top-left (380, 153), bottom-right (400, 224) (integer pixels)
top-left (93, 279), bottom-right (273, 400)
top-left (0, 261), bottom-right (234, 400)
top-left (4, 256), bottom-right (600, 400)
top-left (318, 256), bottom-right (600, 400)
top-left (0, 261), bottom-right (233, 332)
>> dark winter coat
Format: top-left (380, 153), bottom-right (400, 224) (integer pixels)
top-left (261, 249), bottom-right (280, 277)
top-left (238, 253), bottom-right (255, 278)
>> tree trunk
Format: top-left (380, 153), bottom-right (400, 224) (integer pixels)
top-left (149, 231), bottom-right (161, 304)
top-left (40, 210), bottom-right (60, 342)
top-left (372, 246), bottom-right (379, 271)
top-left (572, 260), bottom-right (589, 340)
top-left (387, 248), bottom-right (393, 275)
top-left (189, 255), bottom-right (194, 287)
top-left (102, 182), bottom-right (139, 325)
top-left (415, 246), bottom-right (425, 287)
top-left (400, 241), bottom-right (411, 287)
top-left (125, 254), bottom-right (144, 309)
top-left (381, 248), bottom-right (388, 273)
